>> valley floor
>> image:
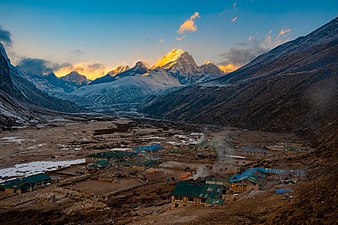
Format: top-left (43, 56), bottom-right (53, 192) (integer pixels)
top-left (0, 118), bottom-right (325, 224)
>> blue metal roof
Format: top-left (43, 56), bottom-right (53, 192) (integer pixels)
top-left (133, 145), bottom-right (163, 153)
top-left (258, 168), bottom-right (289, 174)
top-left (229, 167), bottom-right (289, 185)
top-left (275, 188), bottom-right (293, 194)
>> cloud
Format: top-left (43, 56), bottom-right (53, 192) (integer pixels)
top-left (159, 38), bottom-right (165, 44)
top-left (16, 57), bottom-right (111, 80)
top-left (70, 49), bottom-right (85, 56)
top-left (176, 36), bottom-right (185, 41)
top-left (232, 1), bottom-right (238, 11)
top-left (219, 64), bottom-right (240, 74)
top-left (54, 62), bottom-right (112, 80)
top-left (0, 26), bottom-right (12, 46)
top-left (277, 28), bottom-right (291, 39)
top-left (176, 12), bottom-right (200, 41)
top-left (17, 58), bottom-right (53, 75)
top-left (231, 17), bottom-right (238, 23)
top-left (219, 28), bottom-right (291, 66)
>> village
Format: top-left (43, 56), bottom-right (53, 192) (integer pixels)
top-left (0, 117), bottom-right (309, 224)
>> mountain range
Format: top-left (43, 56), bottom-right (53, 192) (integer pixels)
top-left (21, 70), bottom-right (91, 96)
top-left (141, 17), bottom-right (338, 139)
top-left (58, 49), bottom-right (226, 109)
top-left (1, 17), bottom-right (337, 135)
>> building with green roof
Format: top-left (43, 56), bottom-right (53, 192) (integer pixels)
top-left (171, 181), bottom-right (226, 208)
top-left (95, 160), bottom-right (111, 169)
top-left (86, 151), bottom-right (135, 162)
top-left (0, 173), bottom-right (51, 194)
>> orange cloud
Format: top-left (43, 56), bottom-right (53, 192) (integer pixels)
top-left (176, 36), bottom-right (185, 41)
top-left (219, 64), bottom-right (240, 73)
top-left (177, 12), bottom-right (200, 34)
top-left (263, 28), bottom-right (291, 49)
top-left (277, 28), bottom-right (291, 39)
top-left (54, 62), bottom-right (112, 80)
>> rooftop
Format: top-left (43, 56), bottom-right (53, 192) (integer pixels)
top-left (229, 168), bottom-right (290, 185)
top-left (0, 173), bottom-right (51, 189)
top-left (87, 151), bottom-right (135, 159)
top-left (172, 181), bottom-right (224, 200)
top-left (96, 160), bottom-right (111, 166)
top-left (133, 145), bottom-right (163, 153)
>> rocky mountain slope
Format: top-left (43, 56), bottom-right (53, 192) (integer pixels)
top-left (141, 17), bottom-right (338, 135)
top-left (22, 70), bottom-right (90, 96)
top-left (141, 19), bottom-right (338, 224)
top-left (89, 65), bottom-right (129, 85)
top-left (60, 71), bottom-right (91, 85)
top-left (152, 49), bottom-right (225, 84)
top-left (0, 43), bottom-right (82, 128)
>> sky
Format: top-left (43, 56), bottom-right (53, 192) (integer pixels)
top-left (0, 0), bottom-right (337, 79)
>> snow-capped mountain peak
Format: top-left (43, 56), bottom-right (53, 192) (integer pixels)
top-left (199, 61), bottom-right (225, 76)
top-left (60, 71), bottom-right (91, 85)
top-left (152, 48), bottom-right (186, 69)
top-left (108, 65), bottom-right (130, 76)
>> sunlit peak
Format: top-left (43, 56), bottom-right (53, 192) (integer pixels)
top-left (152, 48), bottom-right (186, 68)
top-left (204, 60), bottom-right (213, 65)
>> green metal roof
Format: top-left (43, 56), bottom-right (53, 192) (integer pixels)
top-left (0, 173), bottom-right (50, 189)
top-left (96, 160), bottom-right (110, 166)
top-left (172, 181), bottom-right (224, 200)
top-left (168, 150), bottom-right (182, 154)
top-left (1, 179), bottom-right (27, 189)
top-left (23, 173), bottom-right (50, 184)
top-left (87, 151), bottom-right (134, 159)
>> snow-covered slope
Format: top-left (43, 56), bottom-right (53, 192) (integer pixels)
top-left (90, 65), bottom-right (129, 85)
top-left (67, 68), bottom-right (182, 107)
top-left (22, 72), bottom-right (83, 95)
top-left (90, 62), bottom-right (147, 85)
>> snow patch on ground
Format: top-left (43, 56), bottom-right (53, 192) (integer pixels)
top-left (26, 143), bottom-right (46, 150)
top-left (167, 133), bottom-right (205, 146)
top-left (0, 159), bottom-right (86, 182)
top-left (228, 155), bottom-right (246, 159)
top-left (110, 148), bottom-right (132, 151)
top-left (0, 136), bottom-right (25, 144)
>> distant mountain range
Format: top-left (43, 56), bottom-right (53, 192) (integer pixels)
top-left (21, 70), bottom-right (91, 96)
top-left (141, 17), bottom-right (338, 137)
top-left (18, 49), bottom-right (226, 109)
top-left (1, 17), bottom-right (337, 133)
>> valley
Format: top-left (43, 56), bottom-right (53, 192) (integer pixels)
top-left (0, 6), bottom-right (336, 224)
top-left (0, 117), bottom-right (313, 224)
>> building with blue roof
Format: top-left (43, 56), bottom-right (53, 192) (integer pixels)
top-left (133, 145), bottom-right (163, 154)
top-left (228, 167), bottom-right (292, 192)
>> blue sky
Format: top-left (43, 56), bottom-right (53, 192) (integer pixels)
top-left (0, 0), bottom-right (337, 79)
